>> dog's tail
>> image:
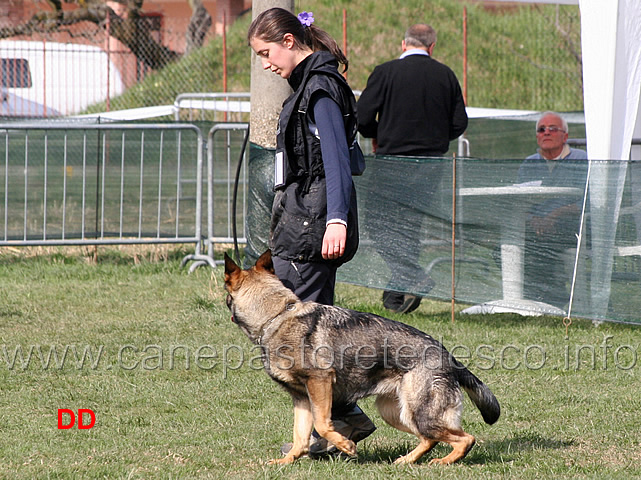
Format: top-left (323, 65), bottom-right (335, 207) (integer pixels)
top-left (455, 362), bottom-right (500, 425)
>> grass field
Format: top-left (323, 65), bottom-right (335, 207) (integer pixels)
top-left (1, 246), bottom-right (640, 479)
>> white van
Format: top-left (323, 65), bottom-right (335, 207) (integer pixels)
top-left (0, 40), bottom-right (125, 117)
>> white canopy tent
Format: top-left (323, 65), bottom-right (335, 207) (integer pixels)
top-left (580, 0), bottom-right (641, 318)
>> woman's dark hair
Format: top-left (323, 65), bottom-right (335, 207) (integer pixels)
top-left (247, 7), bottom-right (348, 72)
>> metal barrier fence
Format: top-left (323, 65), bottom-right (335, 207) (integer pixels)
top-left (173, 93), bottom-right (251, 123)
top-left (185, 122), bottom-right (250, 272)
top-left (0, 122), bottom-right (206, 267)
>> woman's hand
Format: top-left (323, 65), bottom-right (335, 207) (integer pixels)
top-left (322, 223), bottom-right (347, 260)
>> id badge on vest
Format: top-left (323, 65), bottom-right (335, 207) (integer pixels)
top-left (274, 148), bottom-right (286, 189)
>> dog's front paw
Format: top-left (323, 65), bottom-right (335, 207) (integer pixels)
top-left (268, 455), bottom-right (296, 465)
top-left (335, 438), bottom-right (357, 457)
top-left (393, 455), bottom-right (412, 465)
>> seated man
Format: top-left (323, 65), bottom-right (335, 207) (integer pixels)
top-left (517, 111), bottom-right (588, 308)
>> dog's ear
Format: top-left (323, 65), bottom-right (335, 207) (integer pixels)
top-left (224, 252), bottom-right (241, 284)
top-left (255, 249), bottom-right (274, 274)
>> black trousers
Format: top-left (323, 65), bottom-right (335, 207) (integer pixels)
top-left (272, 256), bottom-right (337, 305)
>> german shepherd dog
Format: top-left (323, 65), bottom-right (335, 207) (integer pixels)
top-left (224, 250), bottom-right (500, 465)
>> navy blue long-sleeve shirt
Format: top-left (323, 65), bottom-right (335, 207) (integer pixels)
top-left (309, 92), bottom-right (352, 226)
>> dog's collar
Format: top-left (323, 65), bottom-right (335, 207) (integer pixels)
top-left (258, 302), bottom-right (296, 345)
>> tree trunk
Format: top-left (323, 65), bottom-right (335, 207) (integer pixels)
top-left (185, 0), bottom-right (212, 55)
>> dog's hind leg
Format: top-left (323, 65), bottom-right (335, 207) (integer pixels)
top-left (269, 396), bottom-right (314, 465)
top-left (418, 395), bottom-right (476, 465)
top-left (427, 429), bottom-right (475, 465)
top-left (392, 424), bottom-right (474, 465)
top-left (394, 438), bottom-right (439, 464)
top-left (376, 394), bottom-right (439, 464)
top-left (413, 402), bottom-right (475, 465)
top-left (306, 375), bottom-right (357, 457)
top-left (385, 372), bottom-right (475, 465)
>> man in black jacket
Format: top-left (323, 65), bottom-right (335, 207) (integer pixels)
top-left (357, 23), bottom-right (468, 313)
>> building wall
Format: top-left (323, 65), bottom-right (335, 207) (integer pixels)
top-left (0, 1), bottom-right (26, 28)
top-left (9, 0), bottom-right (250, 52)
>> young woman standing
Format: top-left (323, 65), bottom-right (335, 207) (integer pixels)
top-left (248, 7), bottom-right (374, 458)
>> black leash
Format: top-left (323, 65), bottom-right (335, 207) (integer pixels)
top-left (232, 125), bottom-right (250, 265)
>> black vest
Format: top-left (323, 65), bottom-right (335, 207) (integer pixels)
top-left (270, 52), bottom-right (359, 265)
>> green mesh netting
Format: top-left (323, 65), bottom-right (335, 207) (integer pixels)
top-left (245, 114), bottom-right (641, 324)
top-left (243, 143), bottom-right (274, 268)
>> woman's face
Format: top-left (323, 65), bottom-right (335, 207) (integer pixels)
top-left (250, 34), bottom-right (305, 79)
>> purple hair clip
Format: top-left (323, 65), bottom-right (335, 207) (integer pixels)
top-left (297, 11), bottom-right (314, 27)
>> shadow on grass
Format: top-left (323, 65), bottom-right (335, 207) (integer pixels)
top-left (464, 432), bottom-right (574, 465)
top-left (348, 432), bottom-right (573, 465)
